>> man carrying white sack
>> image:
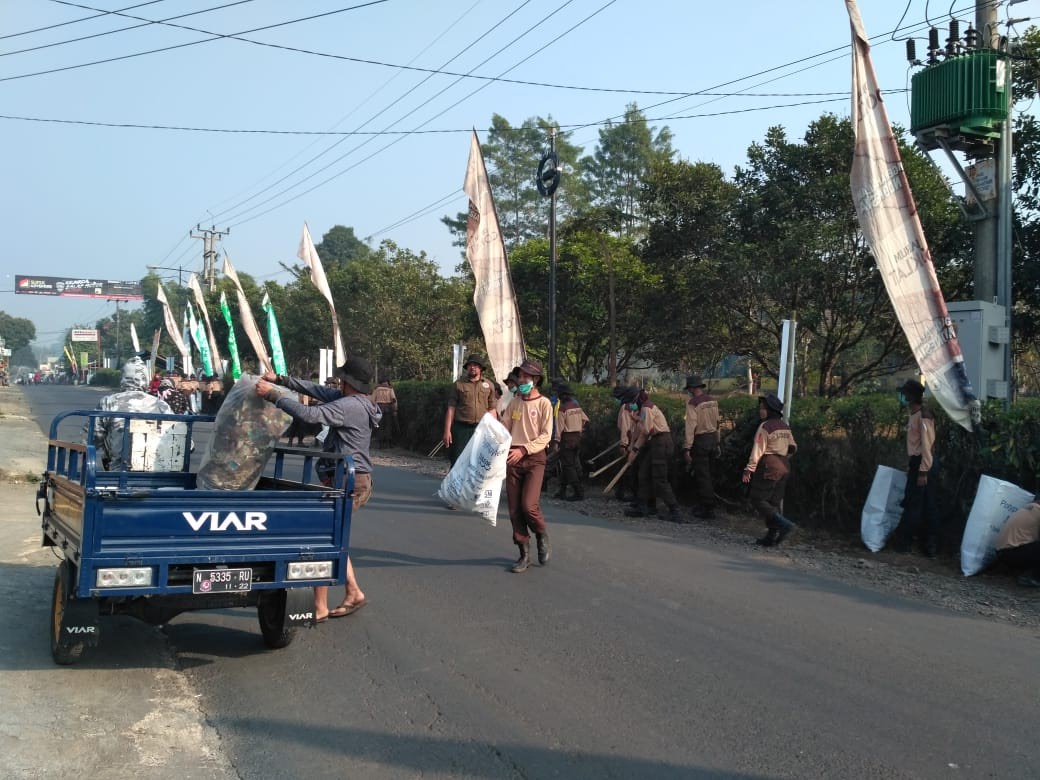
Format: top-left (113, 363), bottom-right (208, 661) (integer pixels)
top-left (255, 357), bottom-right (382, 622)
top-left (995, 498), bottom-right (1040, 588)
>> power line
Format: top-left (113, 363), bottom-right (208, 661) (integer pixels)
top-left (0, 0), bottom-right (389, 83)
top-left (0, 0), bottom-right (168, 42)
top-left (208, 0), bottom-right (540, 223)
top-left (0, 0), bottom-right (259, 59)
top-left (203, 0), bottom-right (485, 215)
top-left (0, 93), bottom-right (891, 135)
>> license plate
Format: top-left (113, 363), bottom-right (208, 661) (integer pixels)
top-left (192, 567), bottom-right (252, 594)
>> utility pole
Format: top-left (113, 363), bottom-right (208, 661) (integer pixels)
top-left (107, 297), bottom-right (129, 366)
top-left (190, 224), bottom-right (230, 291)
top-left (974, 0), bottom-right (1000, 302)
top-left (537, 130), bottom-right (562, 380)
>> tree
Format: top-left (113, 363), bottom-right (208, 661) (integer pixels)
top-left (638, 158), bottom-right (739, 372)
top-left (315, 225), bottom-right (371, 268)
top-left (0, 312), bottom-right (36, 354)
top-left (508, 232), bottom-right (660, 382)
top-left (582, 103), bottom-right (674, 237)
top-left (714, 115), bottom-right (967, 396)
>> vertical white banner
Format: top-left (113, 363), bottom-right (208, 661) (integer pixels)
top-left (222, 254), bottom-right (274, 375)
top-left (298, 222), bottom-right (346, 366)
top-left (155, 282), bottom-right (189, 361)
top-left (188, 273), bottom-right (224, 377)
top-left (847, 0), bottom-right (977, 430)
top-left (464, 130), bottom-right (526, 385)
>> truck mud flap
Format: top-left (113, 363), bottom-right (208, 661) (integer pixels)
top-left (60, 598), bottom-right (101, 648)
top-left (284, 588), bottom-right (317, 626)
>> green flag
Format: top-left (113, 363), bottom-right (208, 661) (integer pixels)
top-left (187, 302), bottom-right (214, 376)
top-left (261, 290), bottom-right (287, 375)
top-left (219, 291), bottom-right (242, 379)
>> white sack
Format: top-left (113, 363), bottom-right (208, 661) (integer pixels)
top-left (861, 465), bottom-right (907, 553)
top-left (437, 413), bottom-right (511, 525)
top-left (960, 475), bottom-right (1034, 576)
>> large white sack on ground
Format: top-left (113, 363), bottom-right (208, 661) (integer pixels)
top-left (197, 374), bottom-right (292, 491)
top-left (437, 413), bottom-right (511, 526)
top-left (960, 475), bottom-right (1035, 576)
top-left (861, 465), bottom-right (907, 552)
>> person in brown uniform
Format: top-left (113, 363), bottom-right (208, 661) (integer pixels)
top-left (683, 375), bottom-right (720, 519)
top-left (372, 379), bottom-right (398, 447)
top-left (890, 379), bottom-right (938, 557)
top-left (502, 359), bottom-right (554, 573)
top-left (742, 392), bottom-right (797, 546)
top-left (995, 499), bottom-right (1040, 587)
top-left (553, 383), bottom-right (590, 501)
top-left (442, 354), bottom-right (497, 466)
top-left (624, 387), bottom-right (683, 523)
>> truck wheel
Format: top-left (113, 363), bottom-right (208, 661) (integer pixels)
top-left (51, 560), bottom-right (86, 665)
top-left (257, 590), bottom-right (295, 649)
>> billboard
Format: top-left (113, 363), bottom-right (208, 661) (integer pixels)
top-left (71, 329), bottom-right (99, 342)
top-left (15, 275), bottom-right (143, 300)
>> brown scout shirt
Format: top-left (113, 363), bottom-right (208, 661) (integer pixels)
top-left (628, 403), bottom-right (670, 451)
top-left (684, 394), bottom-right (720, 450)
top-left (554, 398), bottom-right (590, 441)
top-left (906, 407), bottom-right (935, 472)
top-left (996, 503), bottom-right (1040, 550)
top-left (503, 394), bottom-right (553, 454)
top-left (745, 419), bottom-right (797, 474)
top-left (372, 384), bottom-right (397, 408)
top-left (449, 377), bottom-right (495, 424)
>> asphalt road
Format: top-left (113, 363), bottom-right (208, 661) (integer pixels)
top-left (16, 384), bottom-right (1040, 779)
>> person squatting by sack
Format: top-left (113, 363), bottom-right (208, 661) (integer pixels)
top-left (742, 392), bottom-right (797, 547)
top-left (443, 354), bottom-right (498, 466)
top-left (502, 359), bottom-right (554, 573)
top-left (255, 357), bottom-right (382, 623)
top-left (87, 355), bottom-right (173, 470)
top-left (889, 379), bottom-right (939, 558)
top-left (683, 374), bottom-right (721, 520)
top-left (995, 498), bottom-right (1040, 587)
top-left (623, 386), bottom-right (683, 524)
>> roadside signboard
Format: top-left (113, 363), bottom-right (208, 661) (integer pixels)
top-left (15, 276), bottom-right (143, 300)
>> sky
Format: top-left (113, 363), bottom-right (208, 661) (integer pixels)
top-left (2, 0), bottom-right (1036, 353)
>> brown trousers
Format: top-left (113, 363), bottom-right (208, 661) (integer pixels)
top-left (506, 449), bottom-right (548, 544)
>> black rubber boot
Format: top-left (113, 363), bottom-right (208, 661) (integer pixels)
top-left (567, 486), bottom-right (584, 501)
top-left (625, 500), bottom-right (649, 518)
top-left (553, 487), bottom-right (567, 500)
top-left (536, 532), bottom-right (551, 565)
top-left (511, 543), bottom-right (530, 573)
top-left (756, 518), bottom-right (779, 546)
top-left (773, 513), bottom-right (796, 545)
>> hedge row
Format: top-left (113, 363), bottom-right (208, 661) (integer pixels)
top-left (390, 381), bottom-right (1039, 548)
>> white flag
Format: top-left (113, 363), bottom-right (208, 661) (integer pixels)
top-left (129, 322), bottom-right (141, 354)
top-left (847, 0), bottom-right (977, 430)
top-left (298, 222), bottom-right (346, 365)
top-left (222, 253), bottom-right (274, 375)
top-left (156, 282), bottom-right (189, 360)
top-left (188, 273), bottom-right (224, 377)
top-left (464, 130), bottom-right (526, 385)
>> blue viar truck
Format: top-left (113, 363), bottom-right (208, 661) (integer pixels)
top-left (38, 410), bottom-right (354, 665)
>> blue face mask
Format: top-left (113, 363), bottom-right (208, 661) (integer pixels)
top-left (898, 392), bottom-right (908, 407)
top-left (628, 402), bottom-right (639, 411)
top-left (613, 397), bottom-right (622, 407)
top-left (518, 381), bottom-right (534, 394)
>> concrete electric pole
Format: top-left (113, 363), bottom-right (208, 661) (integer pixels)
top-left (190, 224), bottom-right (230, 291)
